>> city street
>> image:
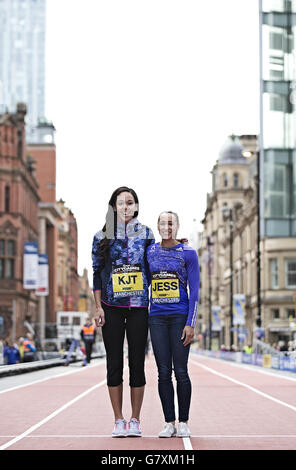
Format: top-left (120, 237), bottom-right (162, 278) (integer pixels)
top-left (0, 352), bottom-right (295, 452)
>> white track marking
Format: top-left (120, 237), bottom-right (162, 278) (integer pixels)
top-left (0, 360), bottom-right (105, 395)
top-left (192, 353), bottom-right (296, 382)
top-left (190, 359), bottom-right (296, 413)
top-left (2, 434), bottom-right (296, 439)
top-left (0, 377), bottom-right (107, 450)
top-left (183, 437), bottom-right (193, 449)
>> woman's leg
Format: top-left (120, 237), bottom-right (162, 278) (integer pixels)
top-left (169, 315), bottom-right (192, 423)
top-left (126, 308), bottom-right (148, 420)
top-left (108, 384), bottom-right (124, 420)
top-left (149, 315), bottom-right (176, 424)
top-left (102, 305), bottom-right (126, 420)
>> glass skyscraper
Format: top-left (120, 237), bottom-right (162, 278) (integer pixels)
top-left (259, 0), bottom-right (296, 236)
top-left (0, 0), bottom-right (46, 141)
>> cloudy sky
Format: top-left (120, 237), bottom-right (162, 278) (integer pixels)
top-left (45, 0), bottom-right (260, 283)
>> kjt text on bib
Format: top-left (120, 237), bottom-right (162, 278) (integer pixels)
top-left (112, 264), bottom-right (144, 297)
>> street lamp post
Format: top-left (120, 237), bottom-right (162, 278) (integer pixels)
top-left (207, 236), bottom-right (214, 350)
top-left (222, 207), bottom-right (234, 348)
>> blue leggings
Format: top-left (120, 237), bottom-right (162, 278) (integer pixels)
top-left (149, 314), bottom-right (192, 423)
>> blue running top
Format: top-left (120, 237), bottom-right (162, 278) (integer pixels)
top-left (146, 242), bottom-right (200, 327)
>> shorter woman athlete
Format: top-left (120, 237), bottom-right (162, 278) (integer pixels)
top-left (147, 211), bottom-right (200, 438)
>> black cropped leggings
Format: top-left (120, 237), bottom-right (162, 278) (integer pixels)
top-left (101, 303), bottom-right (148, 387)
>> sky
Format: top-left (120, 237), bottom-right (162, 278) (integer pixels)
top-left (45, 0), bottom-right (260, 283)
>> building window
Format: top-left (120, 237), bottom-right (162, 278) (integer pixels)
top-left (286, 309), bottom-right (295, 320)
top-left (270, 259), bottom-right (279, 289)
top-left (285, 259), bottom-right (296, 288)
top-left (223, 173), bottom-right (228, 188)
top-left (0, 259), bottom-right (4, 279)
top-left (271, 308), bottom-right (280, 321)
top-left (0, 239), bottom-right (16, 280)
top-left (5, 186), bottom-right (10, 212)
top-left (0, 316), bottom-right (5, 336)
top-left (233, 173), bottom-right (239, 188)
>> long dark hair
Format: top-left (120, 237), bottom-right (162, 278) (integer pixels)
top-left (99, 186), bottom-right (139, 264)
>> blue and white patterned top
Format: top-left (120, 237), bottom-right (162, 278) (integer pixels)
top-left (92, 218), bottom-right (154, 308)
top-left (147, 242), bottom-right (200, 327)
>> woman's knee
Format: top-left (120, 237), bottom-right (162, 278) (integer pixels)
top-left (158, 364), bottom-right (173, 383)
top-left (174, 366), bottom-right (190, 384)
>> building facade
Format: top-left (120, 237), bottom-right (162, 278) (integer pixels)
top-left (56, 199), bottom-right (79, 315)
top-left (199, 134), bottom-right (296, 350)
top-left (259, 0), bottom-right (296, 343)
top-left (0, 0), bottom-right (46, 142)
top-left (0, 103), bottom-right (40, 341)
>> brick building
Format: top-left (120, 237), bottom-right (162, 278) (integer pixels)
top-left (56, 199), bottom-right (79, 314)
top-left (27, 122), bottom-right (61, 341)
top-left (0, 103), bottom-right (40, 341)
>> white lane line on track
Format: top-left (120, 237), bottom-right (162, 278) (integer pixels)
top-left (3, 434), bottom-right (296, 439)
top-left (190, 359), bottom-right (296, 413)
top-left (0, 377), bottom-right (107, 450)
top-left (192, 353), bottom-right (296, 382)
top-left (183, 437), bottom-right (193, 449)
top-left (0, 360), bottom-right (105, 395)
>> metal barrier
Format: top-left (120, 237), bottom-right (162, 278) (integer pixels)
top-left (193, 348), bottom-right (296, 373)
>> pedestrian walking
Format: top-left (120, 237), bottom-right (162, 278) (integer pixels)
top-left (80, 316), bottom-right (97, 364)
top-left (92, 186), bottom-right (154, 438)
top-left (146, 211), bottom-right (200, 438)
top-left (64, 337), bottom-right (87, 367)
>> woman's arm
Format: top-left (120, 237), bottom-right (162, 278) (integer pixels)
top-left (93, 290), bottom-right (105, 327)
top-left (181, 248), bottom-right (200, 346)
top-left (185, 248), bottom-right (200, 328)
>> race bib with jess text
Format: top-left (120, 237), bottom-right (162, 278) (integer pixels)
top-left (151, 270), bottom-right (180, 303)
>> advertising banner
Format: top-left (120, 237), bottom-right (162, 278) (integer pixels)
top-left (35, 254), bottom-right (49, 296)
top-left (211, 305), bottom-right (222, 331)
top-left (233, 294), bottom-right (246, 326)
top-left (23, 242), bottom-right (38, 289)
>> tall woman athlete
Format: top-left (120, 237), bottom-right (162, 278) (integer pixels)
top-left (92, 187), bottom-right (154, 437)
top-left (147, 211), bottom-right (200, 438)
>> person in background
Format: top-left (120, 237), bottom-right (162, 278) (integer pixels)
top-left (80, 316), bottom-right (97, 364)
top-left (3, 341), bottom-right (21, 365)
top-left (147, 211), bottom-right (200, 438)
top-left (243, 343), bottom-right (253, 354)
top-left (21, 333), bottom-right (36, 362)
top-left (64, 337), bottom-right (87, 367)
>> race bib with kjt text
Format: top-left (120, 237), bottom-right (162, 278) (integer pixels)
top-left (112, 264), bottom-right (144, 297)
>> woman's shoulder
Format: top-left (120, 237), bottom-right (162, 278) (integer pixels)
top-left (133, 220), bottom-right (154, 240)
top-left (93, 229), bottom-right (105, 243)
top-left (147, 242), bottom-right (159, 253)
top-left (182, 243), bottom-right (196, 252)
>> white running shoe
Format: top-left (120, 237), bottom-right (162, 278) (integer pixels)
top-left (176, 422), bottom-right (191, 437)
top-left (127, 418), bottom-right (142, 437)
top-left (112, 419), bottom-right (127, 438)
top-left (158, 423), bottom-right (177, 438)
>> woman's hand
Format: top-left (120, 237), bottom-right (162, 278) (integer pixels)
top-left (94, 306), bottom-right (105, 327)
top-left (181, 325), bottom-right (194, 347)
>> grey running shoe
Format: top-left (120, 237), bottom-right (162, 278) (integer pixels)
top-left (112, 419), bottom-right (127, 438)
top-left (127, 418), bottom-right (142, 437)
top-left (176, 422), bottom-right (191, 437)
top-left (158, 423), bottom-right (177, 438)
